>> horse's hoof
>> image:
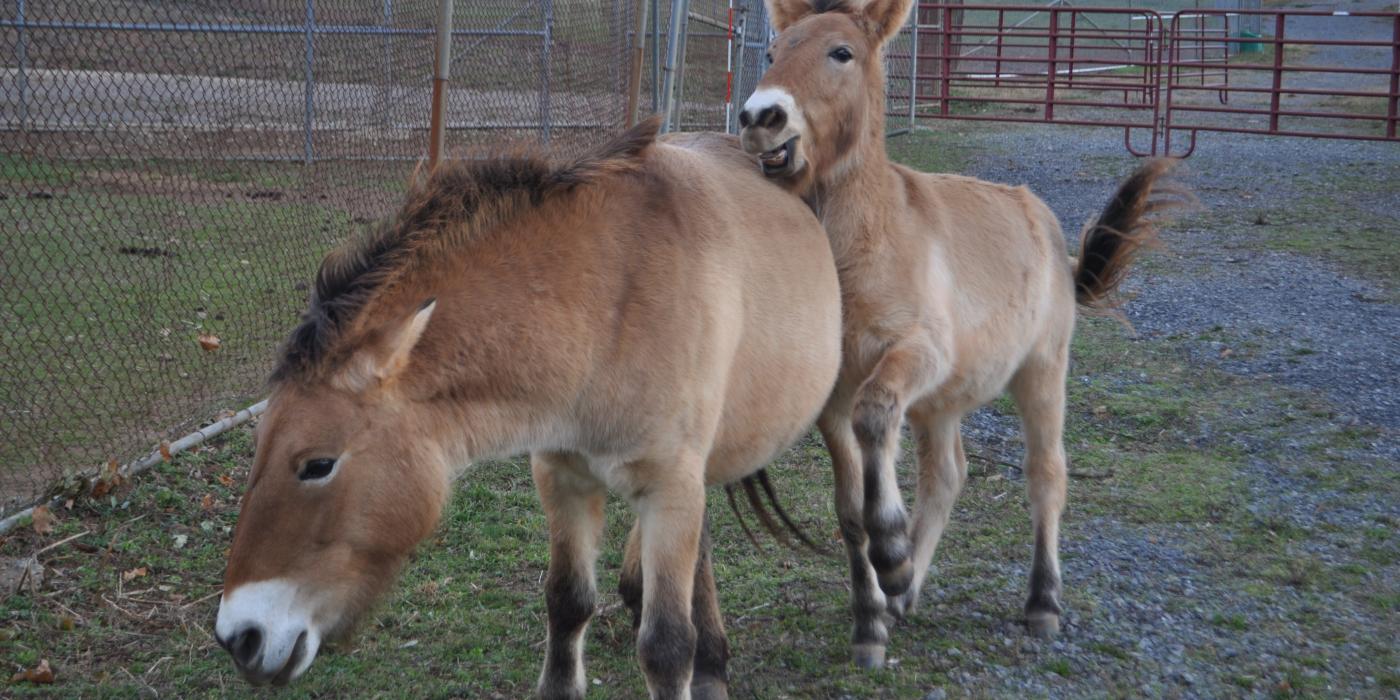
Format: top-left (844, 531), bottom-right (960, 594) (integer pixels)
top-left (886, 590), bottom-right (915, 620)
top-left (875, 559), bottom-right (913, 598)
top-left (852, 643), bottom-right (887, 670)
top-left (1027, 611), bottom-right (1060, 639)
top-left (690, 679), bottom-right (729, 700)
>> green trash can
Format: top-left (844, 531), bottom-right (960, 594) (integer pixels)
top-left (1237, 30), bottom-right (1263, 54)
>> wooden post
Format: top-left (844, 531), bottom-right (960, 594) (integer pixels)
top-left (428, 0), bottom-right (454, 169)
top-left (626, 0), bottom-right (650, 126)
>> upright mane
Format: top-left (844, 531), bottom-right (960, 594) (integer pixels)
top-left (272, 117), bottom-right (662, 383)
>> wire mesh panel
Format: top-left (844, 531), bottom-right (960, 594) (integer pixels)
top-left (0, 1), bottom-right (632, 518)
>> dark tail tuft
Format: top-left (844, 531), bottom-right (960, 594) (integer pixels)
top-left (723, 469), bottom-right (830, 557)
top-left (1074, 159), bottom-right (1193, 311)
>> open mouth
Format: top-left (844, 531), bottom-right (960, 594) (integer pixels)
top-left (759, 136), bottom-right (799, 177)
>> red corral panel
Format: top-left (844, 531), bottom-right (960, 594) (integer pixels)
top-left (894, 3), bottom-right (1400, 156)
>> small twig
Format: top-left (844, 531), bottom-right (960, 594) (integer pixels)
top-left (102, 594), bottom-right (148, 622)
top-left (180, 588), bottom-right (224, 610)
top-left (967, 451), bottom-right (1022, 473)
top-left (1068, 470), bottom-right (1116, 480)
top-left (33, 529), bottom-right (91, 558)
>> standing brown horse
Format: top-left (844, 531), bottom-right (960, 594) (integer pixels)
top-left (739, 0), bottom-right (1187, 668)
top-left (214, 118), bottom-right (842, 699)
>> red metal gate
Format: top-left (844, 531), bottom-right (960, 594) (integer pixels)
top-left (901, 3), bottom-right (1400, 156)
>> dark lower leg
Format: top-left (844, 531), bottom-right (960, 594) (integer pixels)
top-left (533, 456), bottom-right (605, 700)
top-left (821, 416), bottom-right (889, 670)
top-left (690, 521), bottom-right (729, 699)
top-left (853, 382), bottom-right (912, 598)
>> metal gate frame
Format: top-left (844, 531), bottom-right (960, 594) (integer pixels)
top-left (903, 3), bottom-right (1400, 157)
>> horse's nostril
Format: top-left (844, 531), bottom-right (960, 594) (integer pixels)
top-left (765, 107), bottom-right (787, 131)
top-left (739, 109), bottom-right (753, 128)
top-left (229, 625), bottom-right (264, 668)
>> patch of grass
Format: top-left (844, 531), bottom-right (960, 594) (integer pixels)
top-left (1040, 657), bottom-right (1073, 677)
top-left (887, 127), bottom-right (979, 173)
top-left (1211, 612), bottom-right (1249, 631)
top-left (0, 154), bottom-right (77, 187)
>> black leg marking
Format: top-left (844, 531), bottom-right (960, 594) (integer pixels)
top-left (540, 567), bottom-right (594, 699)
top-left (691, 522), bottom-right (729, 697)
top-left (1025, 528), bottom-right (1062, 638)
top-left (638, 591), bottom-right (697, 699)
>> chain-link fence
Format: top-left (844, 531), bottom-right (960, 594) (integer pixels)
top-left (0, 1), bottom-right (673, 518)
top-left (0, 0), bottom-right (938, 519)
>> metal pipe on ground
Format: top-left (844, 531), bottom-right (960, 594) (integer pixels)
top-left (0, 400), bottom-right (269, 537)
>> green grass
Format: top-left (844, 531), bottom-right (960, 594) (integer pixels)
top-left (1, 155), bottom-right (414, 510)
top-left (3, 307), bottom-right (1394, 696)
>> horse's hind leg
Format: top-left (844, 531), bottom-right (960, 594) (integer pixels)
top-left (532, 452), bottom-right (607, 700)
top-left (632, 454), bottom-right (706, 699)
top-left (819, 409), bottom-right (889, 670)
top-left (1009, 344), bottom-right (1070, 638)
top-left (888, 405), bottom-right (967, 618)
top-left (622, 516), bottom-right (728, 698)
top-left (620, 521), bottom-right (644, 630)
top-left (689, 517), bottom-right (729, 699)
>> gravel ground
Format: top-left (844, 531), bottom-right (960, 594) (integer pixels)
top-left (900, 112), bottom-right (1400, 698)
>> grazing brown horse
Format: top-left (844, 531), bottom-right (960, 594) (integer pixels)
top-left (214, 118), bottom-right (842, 699)
top-left (739, 0), bottom-right (1188, 668)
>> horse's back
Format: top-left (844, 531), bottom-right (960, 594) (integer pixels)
top-left (644, 137), bottom-right (842, 484)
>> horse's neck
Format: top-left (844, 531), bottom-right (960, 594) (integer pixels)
top-left (812, 146), bottom-right (901, 259)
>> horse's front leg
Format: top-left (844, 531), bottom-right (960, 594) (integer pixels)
top-left (533, 452), bottom-right (607, 700)
top-left (851, 340), bottom-right (947, 598)
top-left (631, 457), bottom-right (706, 700)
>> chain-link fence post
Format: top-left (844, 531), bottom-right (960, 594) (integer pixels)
top-left (540, 0), bottom-right (554, 143)
top-left (303, 0), bottom-right (317, 164)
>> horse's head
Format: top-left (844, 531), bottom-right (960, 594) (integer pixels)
top-left (740, 0), bottom-right (912, 188)
top-left (216, 300), bottom-right (452, 686)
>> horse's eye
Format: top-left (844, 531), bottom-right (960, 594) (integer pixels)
top-left (299, 458), bottom-right (336, 482)
top-left (766, 51), bottom-right (774, 65)
top-left (830, 46), bottom-right (853, 63)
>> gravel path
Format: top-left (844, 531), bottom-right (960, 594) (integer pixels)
top-left (906, 108), bottom-right (1398, 696)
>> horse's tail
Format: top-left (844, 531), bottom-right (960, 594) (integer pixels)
top-left (1074, 159), bottom-right (1193, 311)
top-left (723, 469), bottom-right (829, 556)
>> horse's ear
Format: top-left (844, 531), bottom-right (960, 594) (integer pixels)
top-left (766, 0), bottom-right (815, 31)
top-left (858, 0), bottom-right (913, 45)
top-left (376, 298), bottom-right (436, 382)
top-left (334, 299), bottom-right (437, 392)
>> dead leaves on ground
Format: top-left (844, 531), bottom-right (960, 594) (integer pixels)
top-left (197, 333), bottom-right (221, 352)
top-left (121, 566), bottom-right (148, 583)
top-left (9, 659), bottom-right (54, 685)
top-left (30, 506), bottom-right (55, 536)
top-left (91, 459), bottom-right (125, 499)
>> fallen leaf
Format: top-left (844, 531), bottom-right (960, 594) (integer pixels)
top-left (1092, 405), bottom-right (1109, 418)
top-left (90, 480), bottom-right (113, 499)
top-left (1219, 347), bottom-right (1234, 359)
top-left (121, 566), bottom-right (148, 582)
top-left (173, 534), bottom-right (188, 550)
top-left (57, 615), bottom-right (75, 631)
top-left (200, 493), bottom-right (214, 511)
top-left (197, 333), bottom-right (222, 352)
top-left (159, 441), bottom-right (173, 461)
top-left (217, 474), bottom-right (235, 488)
top-left (31, 506), bottom-right (55, 536)
top-left (9, 659), bottom-right (54, 684)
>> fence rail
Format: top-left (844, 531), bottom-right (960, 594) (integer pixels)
top-left (899, 3), bottom-right (1400, 155)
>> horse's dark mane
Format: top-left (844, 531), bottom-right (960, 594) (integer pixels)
top-left (811, 0), bottom-right (852, 14)
top-left (272, 117), bottom-right (661, 383)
